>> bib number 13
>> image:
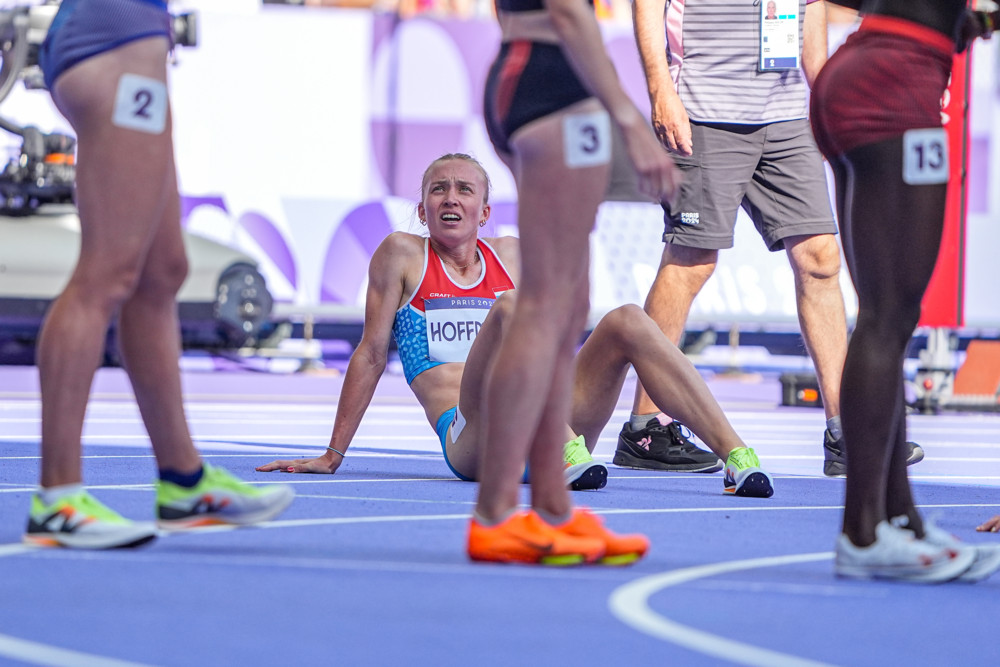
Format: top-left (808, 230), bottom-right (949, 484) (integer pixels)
top-left (902, 128), bottom-right (949, 185)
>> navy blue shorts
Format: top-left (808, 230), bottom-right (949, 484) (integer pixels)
top-left (40, 0), bottom-right (171, 89)
top-left (484, 41), bottom-right (592, 155)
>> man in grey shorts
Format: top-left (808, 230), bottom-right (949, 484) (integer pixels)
top-left (624, 0), bottom-right (923, 476)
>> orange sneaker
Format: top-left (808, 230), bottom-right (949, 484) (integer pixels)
top-left (554, 508), bottom-right (650, 565)
top-left (468, 510), bottom-right (605, 566)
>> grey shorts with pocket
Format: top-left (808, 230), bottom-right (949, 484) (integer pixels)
top-left (662, 119), bottom-right (836, 251)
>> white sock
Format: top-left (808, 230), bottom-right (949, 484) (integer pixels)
top-left (472, 508), bottom-right (517, 527)
top-left (535, 508), bottom-right (572, 527)
top-left (38, 483), bottom-right (84, 505)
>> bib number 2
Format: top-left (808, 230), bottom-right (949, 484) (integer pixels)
top-left (902, 128), bottom-right (949, 185)
top-left (113, 73), bottom-right (168, 134)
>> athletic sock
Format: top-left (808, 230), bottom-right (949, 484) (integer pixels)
top-left (535, 508), bottom-right (573, 527)
top-left (827, 416), bottom-right (843, 441)
top-left (472, 508), bottom-right (517, 527)
top-left (158, 465), bottom-right (205, 488)
top-left (630, 412), bottom-right (661, 431)
top-left (38, 483), bottom-right (84, 505)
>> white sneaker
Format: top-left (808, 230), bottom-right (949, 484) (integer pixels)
top-left (915, 519), bottom-right (1000, 583)
top-left (836, 521), bottom-right (975, 583)
top-left (24, 491), bottom-right (159, 550)
top-left (156, 464), bottom-right (294, 530)
top-left (563, 435), bottom-right (608, 491)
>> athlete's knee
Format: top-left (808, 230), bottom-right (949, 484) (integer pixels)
top-left (599, 304), bottom-right (646, 337)
top-left (855, 303), bottom-right (920, 349)
top-left (492, 289), bottom-right (518, 318)
top-left (136, 249), bottom-right (189, 299)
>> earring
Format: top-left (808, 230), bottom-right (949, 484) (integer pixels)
top-left (479, 220), bottom-right (486, 227)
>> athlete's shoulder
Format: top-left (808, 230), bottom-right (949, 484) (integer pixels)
top-left (482, 235), bottom-right (520, 258)
top-left (374, 231), bottom-right (426, 261)
top-left (370, 232), bottom-right (425, 280)
top-left (482, 235), bottom-right (520, 282)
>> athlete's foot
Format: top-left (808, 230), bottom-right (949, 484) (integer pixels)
top-left (467, 510), bottom-right (605, 565)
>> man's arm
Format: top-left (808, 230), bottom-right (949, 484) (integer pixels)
top-left (256, 234), bottom-right (414, 473)
top-left (802, 0), bottom-right (829, 88)
top-left (631, 0), bottom-right (692, 155)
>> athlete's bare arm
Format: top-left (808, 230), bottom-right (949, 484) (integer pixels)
top-left (256, 233), bottom-right (422, 473)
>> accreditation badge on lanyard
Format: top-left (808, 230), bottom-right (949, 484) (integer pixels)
top-left (759, 0), bottom-right (800, 71)
top-left (425, 296), bottom-right (495, 363)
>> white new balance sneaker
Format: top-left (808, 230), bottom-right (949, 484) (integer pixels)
top-left (835, 521), bottom-right (975, 583)
top-left (911, 518), bottom-right (1000, 583)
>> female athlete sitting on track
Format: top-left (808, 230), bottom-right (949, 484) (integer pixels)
top-left (256, 153), bottom-right (772, 501)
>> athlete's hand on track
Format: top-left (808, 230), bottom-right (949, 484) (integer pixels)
top-left (977, 515), bottom-right (1000, 532)
top-left (256, 455), bottom-right (343, 474)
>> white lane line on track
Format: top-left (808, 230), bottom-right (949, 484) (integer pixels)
top-left (294, 493), bottom-right (476, 505)
top-left (0, 633), bottom-right (155, 667)
top-left (609, 552), bottom-right (836, 667)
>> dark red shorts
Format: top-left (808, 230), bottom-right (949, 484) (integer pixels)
top-left (810, 16), bottom-right (954, 159)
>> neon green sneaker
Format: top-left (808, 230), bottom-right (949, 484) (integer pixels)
top-left (24, 491), bottom-right (158, 549)
top-left (723, 447), bottom-right (774, 498)
top-left (156, 464), bottom-right (294, 530)
top-left (564, 435), bottom-right (607, 491)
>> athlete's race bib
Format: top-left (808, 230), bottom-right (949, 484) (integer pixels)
top-left (902, 128), bottom-right (949, 185)
top-left (563, 110), bottom-right (611, 168)
top-left (425, 296), bottom-right (495, 363)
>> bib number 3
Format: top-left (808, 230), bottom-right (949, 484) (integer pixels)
top-left (563, 110), bottom-right (611, 169)
top-left (902, 128), bottom-right (949, 185)
top-left (113, 73), bottom-right (168, 134)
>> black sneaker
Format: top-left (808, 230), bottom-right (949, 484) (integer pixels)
top-left (823, 429), bottom-right (926, 477)
top-left (613, 418), bottom-right (723, 473)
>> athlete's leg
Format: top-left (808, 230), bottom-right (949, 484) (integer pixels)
top-left (449, 290), bottom-right (575, 479)
top-left (116, 149), bottom-right (201, 474)
top-left (784, 232), bottom-right (847, 421)
top-left (475, 100), bottom-right (610, 521)
top-left (36, 37), bottom-right (191, 486)
top-left (836, 138), bottom-right (948, 546)
top-left (631, 244), bottom-right (718, 415)
top-left (571, 304), bottom-right (746, 457)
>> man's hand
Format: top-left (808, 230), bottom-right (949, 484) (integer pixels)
top-left (651, 90), bottom-right (693, 156)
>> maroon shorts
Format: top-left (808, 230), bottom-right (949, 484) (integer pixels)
top-left (810, 16), bottom-right (954, 159)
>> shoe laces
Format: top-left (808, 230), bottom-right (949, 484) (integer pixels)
top-left (62, 492), bottom-right (126, 523)
top-left (726, 447), bottom-right (760, 470)
top-left (647, 420), bottom-right (693, 444)
top-left (563, 435), bottom-right (592, 466)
